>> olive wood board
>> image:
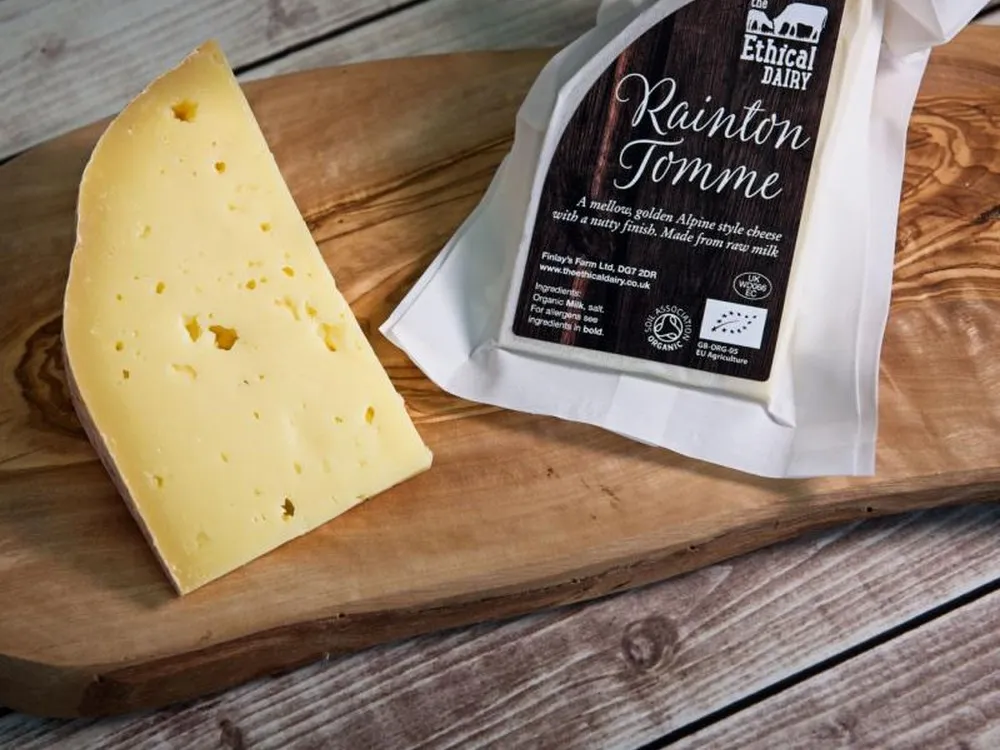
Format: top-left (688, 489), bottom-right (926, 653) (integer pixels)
top-left (1, 28), bottom-right (998, 718)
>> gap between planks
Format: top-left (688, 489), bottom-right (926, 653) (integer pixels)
top-left (641, 554), bottom-right (1000, 749)
top-left (5, 505), bottom-right (1000, 749)
top-left (0, 0), bottom-right (426, 160)
top-left (0, 0), bottom-right (600, 161)
top-left (674, 570), bottom-right (1000, 748)
top-left (230, 0), bottom-right (434, 76)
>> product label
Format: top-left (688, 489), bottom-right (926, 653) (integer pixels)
top-left (511, 0), bottom-right (845, 381)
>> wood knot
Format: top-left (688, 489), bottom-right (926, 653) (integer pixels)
top-left (973, 203), bottom-right (1000, 226)
top-left (218, 717), bottom-right (246, 750)
top-left (812, 714), bottom-right (859, 743)
top-left (39, 35), bottom-right (67, 61)
top-left (621, 615), bottom-right (678, 672)
top-left (266, 0), bottom-right (319, 40)
top-left (14, 316), bottom-right (85, 439)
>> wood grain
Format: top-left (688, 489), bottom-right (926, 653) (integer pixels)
top-left (5, 505), bottom-right (1000, 748)
top-left (0, 0), bottom-right (601, 161)
top-left (0, 28), bottom-right (998, 718)
top-left (674, 577), bottom-right (1000, 749)
top-left (0, 0), bottom-right (418, 159)
top-left (247, 0), bottom-right (600, 80)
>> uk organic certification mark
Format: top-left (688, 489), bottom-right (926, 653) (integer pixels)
top-left (733, 271), bottom-right (773, 301)
top-left (645, 305), bottom-right (692, 352)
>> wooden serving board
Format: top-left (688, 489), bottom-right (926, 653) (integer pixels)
top-left (1, 28), bottom-right (998, 718)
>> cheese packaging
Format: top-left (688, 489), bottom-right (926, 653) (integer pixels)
top-left (63, 41), bottom-right (432, 594)
top-left (382, 0), bottom-right (987, 478)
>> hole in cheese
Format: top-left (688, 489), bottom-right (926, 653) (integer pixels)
top-left (214, 161), bottom-right (226, 174)
top-left (333, 416), bottom-right (344, 424)
top-left (260, 222), bottom-right (272, 233)
top-left (171, 100), bottom-right (198, 122)
top-left (282, 498), bottom-right (295, 520)
top-left (293, 462), bottom-right (302, 475)
top-left (155, 281), bottom-right (166, 294)
top-left (275, 296), bottom-right (299, 321)
top-left (172, 364), bottom-right (198, 379)
top-left (365, 406), bottom-right (375, 424)
top-left (122, 369), bottom-right (131, 380)
top-left (115, 341), bottom-right (124, 352)
top-left (253, 411), bottom-right (261, 421)
top-left (221, 453), bottom-right (229, 463)
top-left (139, 225), bottom-right (152, 239)
top-left (152, 474), bottom-right (165, 489)
top-left (245, 279), bottom-right (257, 290)
top-left (208, 325), bottom-right (239, 351)
top-left (305, 303), bottom-right (318, 319)
top-left (320, 323), bottom-right (339, 352)
top-left (282, 266), bottom-right (295, 277)
top-left (184, 315), bottom-right (202, 342)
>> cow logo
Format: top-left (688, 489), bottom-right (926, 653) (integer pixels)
top-left (645, 305), bottom-right (692, 352)
top-left (741, 2), bottom-right (829, 91)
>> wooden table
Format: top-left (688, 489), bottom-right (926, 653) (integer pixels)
top-left (3, 2), bottom-right (1000, 747)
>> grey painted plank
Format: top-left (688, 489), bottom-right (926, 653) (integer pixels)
top-left (0, 0), bottom-right (419, 158)
top-left (4, 505), bottom-right (1000, 748)
top-left (675, 581), bottom-right (1000, 749)
top-left (247, 0), bottom-right (601, 79)
top-left (0, 0), bottom-right (600, 160)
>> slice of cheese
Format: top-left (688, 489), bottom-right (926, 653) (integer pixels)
top-left (63, 41), bottom-right (433, 594)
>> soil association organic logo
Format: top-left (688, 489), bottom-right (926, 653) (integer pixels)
top-left (645, 305), bottom-right (692, 352)
top-left (742, 1), bottom-right (829, 91)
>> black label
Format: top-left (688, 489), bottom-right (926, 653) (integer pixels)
top-left (511, 0), bottom-right (845, 381)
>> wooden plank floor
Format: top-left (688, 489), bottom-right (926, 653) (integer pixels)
top-left (3, 2), bottom-right (1000, 748)
top-left (0, 0), bottom-right (600, 160)
top-left (675, 576), bottom-right (1000, 749)
top-left (5, 506), bottom-right (1000, 748)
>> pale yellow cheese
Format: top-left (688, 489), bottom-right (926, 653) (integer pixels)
top-left (63, 41), bottom-right (433, 594)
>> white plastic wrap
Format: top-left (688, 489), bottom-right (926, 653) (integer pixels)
top-left (382, 0), bottom-right (987, 478)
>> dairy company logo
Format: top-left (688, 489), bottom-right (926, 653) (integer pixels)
top-left (733, 271), bottom-right (774, 301)
top-left (741, 1), bottom-right (829, 91)
top-left (645, 305), bottom-right (692, 352)
top-left (699, 299), bottom-right (768, 349)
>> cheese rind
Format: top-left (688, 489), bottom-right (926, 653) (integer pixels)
top-left (63, 41), bottom-right (433, 594)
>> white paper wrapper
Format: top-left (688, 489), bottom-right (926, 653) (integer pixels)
top-left (382, 0), bottom-right (987, 478)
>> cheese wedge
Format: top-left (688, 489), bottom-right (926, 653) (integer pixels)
top-left (63, 41), bottom-right (433, 594)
